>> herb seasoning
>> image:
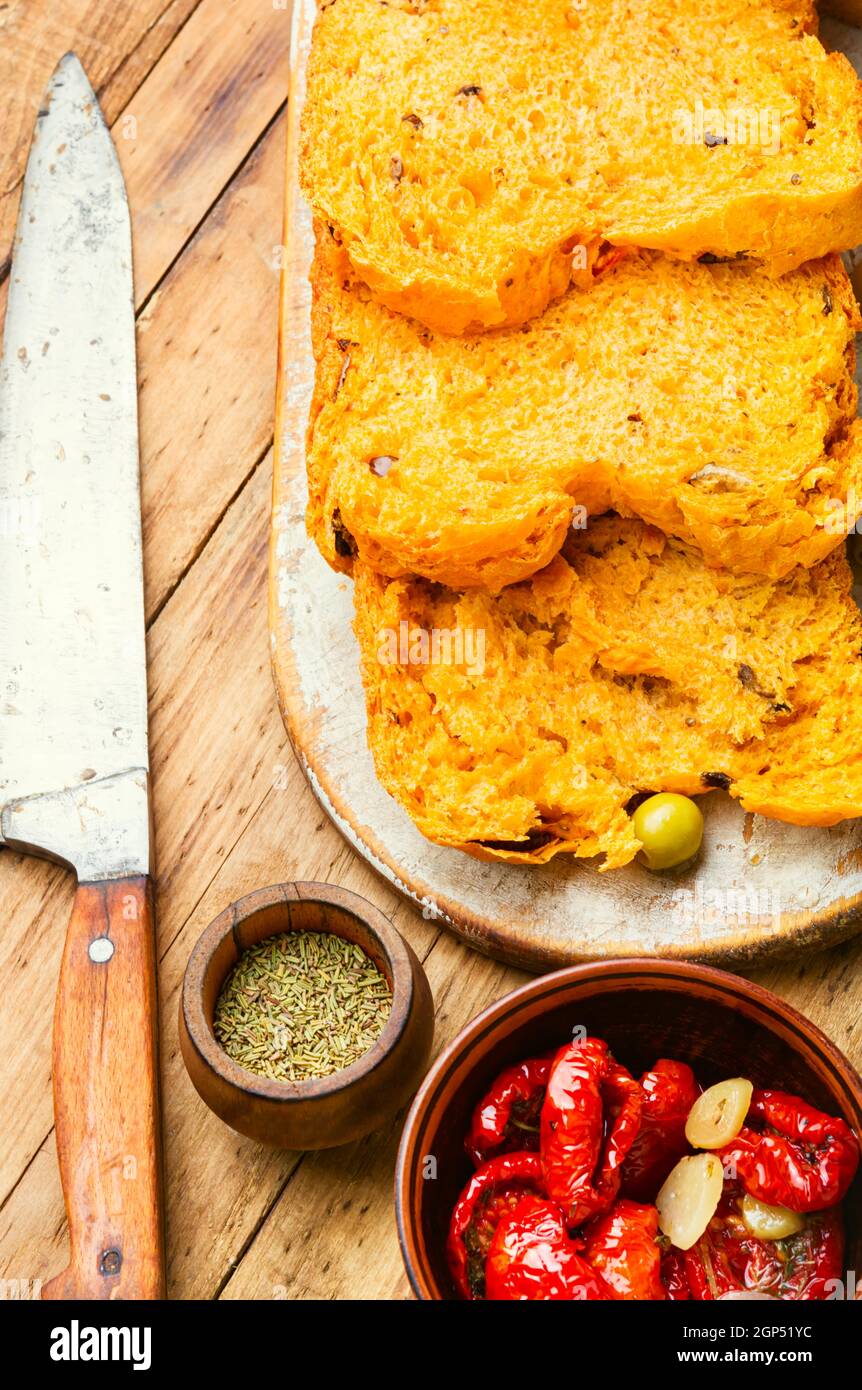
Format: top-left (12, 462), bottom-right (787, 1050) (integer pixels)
top-left (214, 931), bottom-right (392, 1082)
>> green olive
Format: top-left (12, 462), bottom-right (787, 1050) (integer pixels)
top-left (632, 793), bottom-right (704, 871)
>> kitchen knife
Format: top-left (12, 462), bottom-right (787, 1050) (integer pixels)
top-left (0, 54), bottom-right (164, 1299)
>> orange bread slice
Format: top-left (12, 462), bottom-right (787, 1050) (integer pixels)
top-left (353, 515), bottom-right (862, 870)
top-left (308, 240), bottom-right (862, 590)
top-left (301, 0), bottom-right (862, 333)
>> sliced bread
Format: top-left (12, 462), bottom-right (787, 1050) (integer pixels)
top-left (301, 0), bottom-right (862, 332)
top-left (308, 236), bottom-right (862, 590)
top-left (353, 515), bottom-right (862, 870)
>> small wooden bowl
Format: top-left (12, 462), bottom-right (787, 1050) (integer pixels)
top-left (396, 959), bottom-right (862, 1299)
top-left (180, 882), bottom-right (434, 1148)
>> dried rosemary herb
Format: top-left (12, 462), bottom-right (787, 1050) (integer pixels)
top-left (214, 931), bottom-right (392, 1082)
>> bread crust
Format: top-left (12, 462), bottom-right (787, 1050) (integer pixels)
top-left (301, 0), bottom-right (862, 332)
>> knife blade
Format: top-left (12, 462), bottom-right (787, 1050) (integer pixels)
top-left (0, 54), bottom-right (165, 1300)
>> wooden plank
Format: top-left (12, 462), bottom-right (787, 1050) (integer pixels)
top-left (0, 858), bottom-right (71, 1210)
top-left (97, 0), bottom-right (203, 120)
top-left (137, 114), bottom-right (284, 616)
top-left (114, 0), bottom-right (291, 297)
top-left (0, 0), bottom-right (200, 272)
top-left (0, 1138), bottom-right (66, 1298)
top-left (757, 943), bottom-right (862, 1061)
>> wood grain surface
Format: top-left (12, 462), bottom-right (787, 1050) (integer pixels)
top-left (1, 0), bottom-right (861, 1301)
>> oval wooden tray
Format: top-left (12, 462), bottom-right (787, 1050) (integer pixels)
top-left (270, 0), bottom-right (862, 973)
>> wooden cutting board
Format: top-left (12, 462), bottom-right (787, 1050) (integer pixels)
top-left (270, 0), bottom-right (862, 973)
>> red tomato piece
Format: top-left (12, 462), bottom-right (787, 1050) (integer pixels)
top-left (582, 1198), bottom-right (665, 1300)
top-left (486, 1195), bottom-right (615, 1301)
top-left (720, 1089), bottom-right (859, 1213)
top-left (621, 1058), bottom-right (700, 1202)
top-left (446, 1152), bottom-right (545, 1300)
top-left (465, 1057), bottom-right (552, 1166)
top-left (540, 1037), bottom-right (642, 1226)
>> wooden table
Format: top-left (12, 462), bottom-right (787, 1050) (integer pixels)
top-left (1, 0), bottom-right (862, 1302)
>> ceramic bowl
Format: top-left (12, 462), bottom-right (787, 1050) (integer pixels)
top-left (396, 959), bottom-right (862, 1299)
top-left (180, 882), bottom-right (434, 1148)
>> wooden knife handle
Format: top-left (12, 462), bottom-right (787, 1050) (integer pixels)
top-left (42, 876), bottom-right (166, 1300)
